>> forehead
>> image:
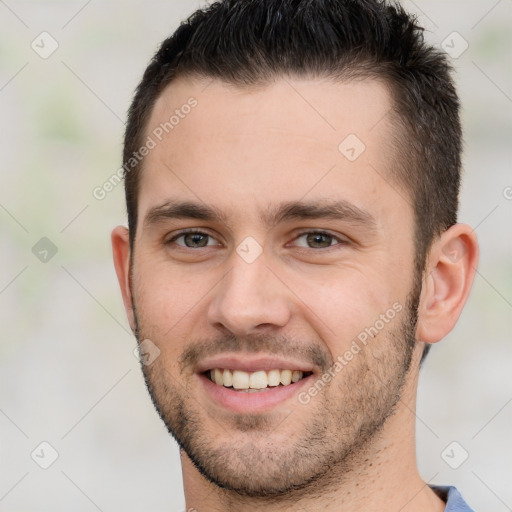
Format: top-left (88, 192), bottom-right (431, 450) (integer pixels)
top-left (138, 76), bottom-right (409, 226)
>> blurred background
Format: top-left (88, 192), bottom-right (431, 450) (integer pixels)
top-left (0, 1), bottom-right (511, 510)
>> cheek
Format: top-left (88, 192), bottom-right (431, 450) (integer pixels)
top-left (134, 258), bottom-right (219, 348)
top-left (288, 267), bottom-right (401, 354)
top-left (132, 261), bottom-right (205, 338)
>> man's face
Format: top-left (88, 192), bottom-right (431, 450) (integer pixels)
top-left (129, 77), bottom-right (421, 496)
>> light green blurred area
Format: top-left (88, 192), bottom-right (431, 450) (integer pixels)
top-left (1, 1), bottom-right (511, 510)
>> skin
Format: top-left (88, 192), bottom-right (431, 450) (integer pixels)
top-left (112, 76), bottom-right (479, 511)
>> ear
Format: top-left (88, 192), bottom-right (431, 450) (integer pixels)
top-left (111, 226), bottom-right (136, 332)
top-left (416, 223), bottom-right (479, 344)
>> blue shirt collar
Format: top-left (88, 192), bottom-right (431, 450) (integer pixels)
top-left (430, 485), bottom-right (475, 512)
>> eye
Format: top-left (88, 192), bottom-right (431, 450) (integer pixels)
top-left (168, 230), bottom-right (221, 248)
top-left (293, 231), bottom-right (344, 249)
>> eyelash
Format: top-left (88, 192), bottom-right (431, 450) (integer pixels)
top-left (292, 230), bottom-right (346, 249)
top-left (166, 229), bottom-right (347, 250)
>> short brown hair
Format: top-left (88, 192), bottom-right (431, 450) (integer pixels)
top-left (123, 0), bottom-right (463, 361)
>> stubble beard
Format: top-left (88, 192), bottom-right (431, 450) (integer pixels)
top-left (133, 287), bottom-right (419, 500)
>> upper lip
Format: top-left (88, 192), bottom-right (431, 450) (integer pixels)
top-left (195, 355), bottom-right (317, 374)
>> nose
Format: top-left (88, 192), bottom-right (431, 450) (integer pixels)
top-left (206, 251), bottom-right (292, 336)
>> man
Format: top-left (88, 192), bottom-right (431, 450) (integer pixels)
top-left (111, 0), bottom-right (479, 510)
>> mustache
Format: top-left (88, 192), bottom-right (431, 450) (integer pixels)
top-left (177, 332), bottom-right (333, 375)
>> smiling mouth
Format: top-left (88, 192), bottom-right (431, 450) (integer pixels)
top-left (204, 368), bottom-right (314, 392)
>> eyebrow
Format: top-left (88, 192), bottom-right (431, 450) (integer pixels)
top-left (143, 198), bottom-right (377, 231)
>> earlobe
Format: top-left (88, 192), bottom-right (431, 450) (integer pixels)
top-left (111, 226), bottom-right (136, 332)
top-left (416, 224), bottom-right (479, 344)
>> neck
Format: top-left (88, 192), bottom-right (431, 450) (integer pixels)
top-left (181, 357), bottom-right (445, 512)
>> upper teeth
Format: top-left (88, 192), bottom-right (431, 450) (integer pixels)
top-left (209, 369), bottom-right (305, 389)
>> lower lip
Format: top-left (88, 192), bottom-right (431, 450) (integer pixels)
top-left (198, 373), bottom-right (313, 413)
